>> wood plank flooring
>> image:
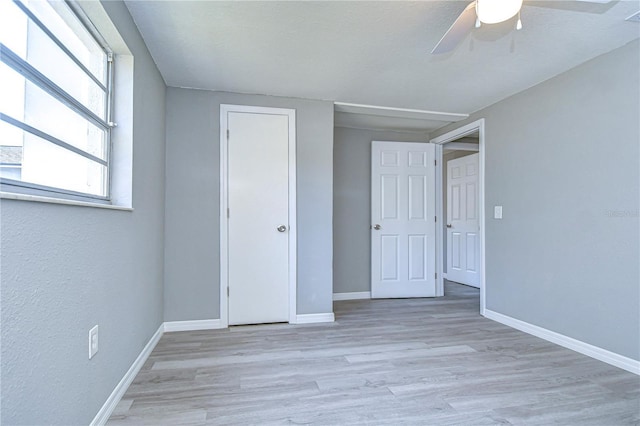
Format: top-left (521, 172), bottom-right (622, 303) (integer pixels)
top-left (108, 282), bottom-right (639, 425)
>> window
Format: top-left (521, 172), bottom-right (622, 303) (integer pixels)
top-left (0, 0), bottom-right (113, 201)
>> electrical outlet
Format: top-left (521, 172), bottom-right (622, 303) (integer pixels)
top-left (89, 325), bottom-right (99, 359)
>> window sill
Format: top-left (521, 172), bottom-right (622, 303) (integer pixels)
top-left (0, 192), bottom-right (133, 211)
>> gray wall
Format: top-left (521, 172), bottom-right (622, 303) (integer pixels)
top-left (433, 40), bottom-right (640, 360)
top-left (164, 89), bottom-right (334, 321)
top-left (333, 127), bottom-right (427, 294)
top-left (0, 1), bottom-right (167, 424)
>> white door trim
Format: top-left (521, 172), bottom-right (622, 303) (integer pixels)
top-left (430, 119), bottom-right (486, 315)
top-left (220, 104), bottom-right (297, 327)
top-left (443, 142), bottom-right (479, 152)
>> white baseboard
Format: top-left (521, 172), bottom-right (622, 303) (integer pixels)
top-left (92, 319), bottom-right (224, 424)
top-left (164, 319), bottom-right (224, 332)
top-left (333, 291), bottom-right (371, 301)
top-left (484, 309), bottom-right (640, 375)
top-left (90, 324), bottom-right (164, 426)
top-left (91, 312), bottom-right (337, 424)
top-left (294, 313), bottom-right (335, 324)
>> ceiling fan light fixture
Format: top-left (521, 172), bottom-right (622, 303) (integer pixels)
top-left (476, 0), bottom-right (524, 24)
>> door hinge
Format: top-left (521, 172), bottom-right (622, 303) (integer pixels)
top-left (435, 273), bottom-right (438, 279)
top-left (227, 287), bottom-right (229, 297)
top-left (107, 52), bottom-right (114, 63)
top-left (435, 216), bottom-right (437, 222)
top-left (227, 208), bottom-right (230, 218)
top-left (434, 159), bottom-right (437, 166)
top-left (226, 129), bottom-right (229, 139)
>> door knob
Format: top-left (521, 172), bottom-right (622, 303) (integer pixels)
top-left (277, 225), bottom-right (287, 232)
top-left (446, 224), bottom-right (453, 228)
top-left (373, 224), bottom-right (381, 230)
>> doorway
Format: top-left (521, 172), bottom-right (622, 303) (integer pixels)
top-left (219, 104), bottom-right (297, 326)
top-left (431, 119), bottom-right (486, 314)
top-left (445, 149), bottom-right (479, 287)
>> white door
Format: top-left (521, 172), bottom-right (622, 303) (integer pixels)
top-left (446, 153), bottom-right (480, 287)
top-left (225, 108), bottom-right (292, 325)
top-left (371, 141), bottom-right (437, 298)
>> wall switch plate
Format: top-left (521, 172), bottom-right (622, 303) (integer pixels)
top-left (494, 205), bottom-right (503, 219)
top-left (89, 325), bottom-right (99, 359)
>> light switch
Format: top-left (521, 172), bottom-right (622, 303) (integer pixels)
top-left (89, 325), bottom-right (99, 359)
top-left (494, 206), bottom-right (503, 219)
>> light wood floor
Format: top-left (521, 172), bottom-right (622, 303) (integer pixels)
top-left (108, 282), bottom-right (639, 425)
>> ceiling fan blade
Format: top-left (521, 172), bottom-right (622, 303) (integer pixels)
top-left (526, 0), bottom-right (616, 14)
top-left (431, 1), bottom-right (477, 55)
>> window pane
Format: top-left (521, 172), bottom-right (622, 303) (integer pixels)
top-left (0, 1), bottom-right (106, 119)
top-left (0, 165), bottom-right (22, 180)
top-left (0, 1), bottom-right (28, 58)
top-left (0, 145), bottom-right (23, 180)
top-left (16, 0), bottom-right (106, 84)
top-left (0, 120), bottom-right (106, 197)
top-left (0, 50), bottom-right (26, 121)
top-left (0, 122), bottom-right (23, 150)
top-left (0, 62), bottom-right (107, 161)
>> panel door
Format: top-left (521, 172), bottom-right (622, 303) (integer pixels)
top-left (446, 153), bottom-right (480, 287)
top-left (227, 111), bottom-right (289, 325)
top-left (371, 141), bottom-right (436, 298)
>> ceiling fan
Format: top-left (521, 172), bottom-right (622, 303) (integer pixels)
top-left (431, 0), bottom-right (614, 54)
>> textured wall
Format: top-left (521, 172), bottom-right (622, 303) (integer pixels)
top-left (432, 40), bottom-right (640, 360)
top-left (164, 89), bottom-right (334, 321)
top-left (333, 127), bottom-right (427, 294)
top-left (0, 1), bottom-right (167, 424)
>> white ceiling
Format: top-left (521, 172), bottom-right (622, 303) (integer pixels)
top-left (124, 0), bottom-right (639, 132)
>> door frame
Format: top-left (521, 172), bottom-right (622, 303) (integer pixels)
top-left (430, 119), bottom-right (486, 315)
top-left (219, 104), bottom-right (297, 327)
